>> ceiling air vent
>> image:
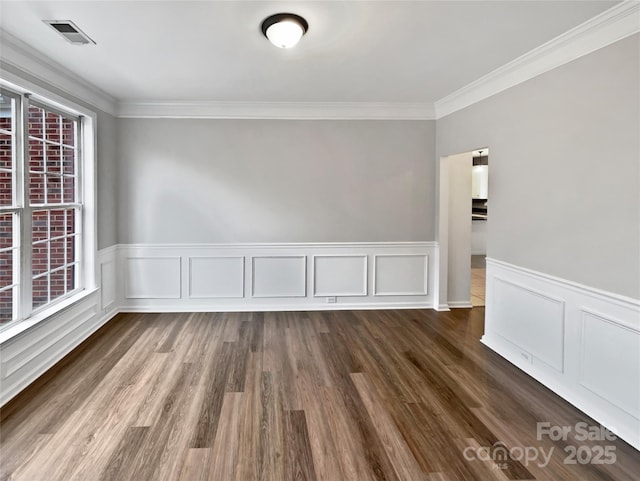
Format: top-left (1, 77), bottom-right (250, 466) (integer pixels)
top-left (43, 20), bottom-right (96, 45)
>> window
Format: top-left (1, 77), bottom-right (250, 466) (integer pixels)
top-left (0, 93), bottom-right (17, 324)
top-left (0, 86), bottom-right (91, 329)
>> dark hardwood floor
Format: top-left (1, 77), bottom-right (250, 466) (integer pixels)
top-left (1, 309), bottom-right (638, 480)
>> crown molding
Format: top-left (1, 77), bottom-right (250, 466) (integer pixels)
top-left (117, 100), bottom-right (436, 120)
top-left (3, 0), bottom-right (636, 122)
top-left (435, 0), bottom-right (640, 119)
top-left (0, 29), bottom-right (117, 116)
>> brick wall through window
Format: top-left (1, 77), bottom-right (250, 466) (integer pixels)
top-left (0, 93), bottom-right (81, 325)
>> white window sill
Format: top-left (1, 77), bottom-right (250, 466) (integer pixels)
top-left (0, 288), bottom-right (99, 345)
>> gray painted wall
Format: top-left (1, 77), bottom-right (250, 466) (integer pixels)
top-left (117, 119), bottom-right (436, 244)
top-left (96, 111), bottom-right (118, 249)
top-left (437, 34), bottom-right (639, 299)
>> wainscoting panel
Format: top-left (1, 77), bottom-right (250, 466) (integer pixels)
top-left (483, 258), bottom-right (640, 451)
top-left (98, 246), bottom-right (118, 319)
top-left (491, 277), bottom-right (565, 372)
top-left (374, 254), bottom-right (428, 296)
top-left (125, 257), bottom-right (182, 299)
top-left (99, 260), bottom-right (116, 311)
top-left (313, 255), bottom-right (367, 297)
top-left (189, 256), bottom-right (244, 299)
top-left (116, 242), bottom-right (437, 311)
top-left (252, 256), bottom-right (307, 298)
top-left (580, 310), bottom-right (640, 419)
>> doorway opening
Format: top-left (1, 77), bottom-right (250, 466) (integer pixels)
top-left (437, 147), bottom-right (489, 310)
top-left (470, 256), bottom-right (486, 306)
top-left (471, 149), bottom-right (488, 307)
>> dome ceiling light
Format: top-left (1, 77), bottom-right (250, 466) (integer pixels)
top-left (261, 13), bottom-right (308, 49)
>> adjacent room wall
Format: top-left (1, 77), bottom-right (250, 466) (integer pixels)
top-left (117, 119), bottom-right (436, 244)
top-left (446, 152), bottom-right (472, 306)
top-left (437, 34), bottom-right (639, 299)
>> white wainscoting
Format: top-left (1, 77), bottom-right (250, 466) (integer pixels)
top-left (0, 246), bottom-right (118, 406)
top-left (483, 258), bottom-right (640, 451)
top-left (116, 242), bottom-right (437, 311)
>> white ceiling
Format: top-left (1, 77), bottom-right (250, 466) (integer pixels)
top-left (0, 1), bottom-right (619, 104)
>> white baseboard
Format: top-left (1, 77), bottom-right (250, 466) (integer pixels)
top-left (483, 258), bottom-right (640, 451)
top-left (121, 302), bottom-right (433, 314)
top-left (448, 301), bottom-right (473, 309)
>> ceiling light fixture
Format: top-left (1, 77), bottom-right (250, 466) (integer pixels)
top-left (261, 13), bottom-right (308, 49)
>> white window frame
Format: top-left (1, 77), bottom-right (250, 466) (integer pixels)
top-left (0, 74), bottom-right (97, 336)
top-left (26, 97), bottom-right (83, 315)
top-left (0, 89), bottom-right (21, 322)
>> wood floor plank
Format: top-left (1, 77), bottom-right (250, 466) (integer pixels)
top-left (320, 387), bottom-right (375, 481)
top-left (155, 314), bottom-right (188, 353)
top-left (129, 363), bottom-right (200, 481)
top-left (226, 322), bottom-right (251, 392)
top-left (234, 352), bottom-right (262, 481)
top-left (129, 353), bottom-right (177, 427)
top-left (177, 448), bottom-right (209, 481)
top-left (278, 319), bottom-right (304, 411)
top-left (221, 313), bottom-right (242, 343)
top-left (351, 372), bottom-right (427, 481)
top-left (317, 328), bottom-right (404, 481)
top-left (2, 309), bottom-right (639, 481)
top-left (191, 342), bottom-right (234, 448)
top-left (99, 426), bottom-right (150, 481)
top-left (208, 392), bottom-right (243, 481)
top-left (295, 363), bottom-right (343, 481)
top-left (130, 317), bottom-right (197, 427)
top-left (284, 410), bottom-right (318, 481)
top-left (248, 313), bottom-right (264, 353)
top-left (258, 371), bottom-right (285, 481)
